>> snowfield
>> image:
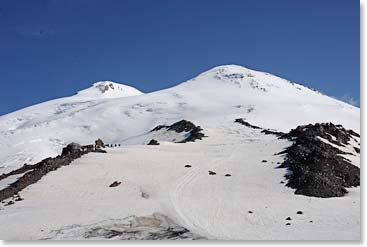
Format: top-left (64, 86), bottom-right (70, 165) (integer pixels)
top-left (0, 65), bottom-right (360, 240)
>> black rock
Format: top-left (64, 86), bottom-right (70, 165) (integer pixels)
top-left (261, 129), bottom-right (285, 137)
top-left (147, 139), bottom-right (160, 145)
top-left (248, 211), bottom-right (253, 214)
top-left (235, 119), bottom-right (284, 137)
top-left (279, 123), bottom-right (360, 198)
top-left (286, 217), bottom-right (292, 220)
top-left (296, 211), bottom-right (303, 215)
top-left (286, 223), bottom-right (291, 226)
top-left (0, 142), bottom-right (103, 202)
top-left (348, 129), bottom-right (360, 138)
top-left (234, 119), bottom-right (261, 129)
top-left (141, 191), bottom-right (149, 199)
top-left (151, 120), bottom-right (206, 143)
top-left (151, 125), bottom-right (168, 132)
top-left (261, 160), bottom-right (267, 163)
top-left (109, 181), bottom-right (121, 188)
top-left (282, 122), bottom-right (358, 147)
top-left (225, 174), bottom-right (231, 177)
top-left (5, 201), bottom-right (14, 206)
top-left (168, 120), bottom-right (197, 133)
top-left (185, 165), bottom-right (192, 168)
top-left (208, 171), bottom-right (216, 175)
top-left (61, 142), bottom-right (82, 156)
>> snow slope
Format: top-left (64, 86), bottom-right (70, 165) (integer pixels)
top-left (0, 65), bottom-right (360, 240)
top-left (76, 81), bottom-right (144, 99)
top-left (0, 65), bottom-right (359, 173)
top-left (0, 125), bottom-right (360, 240)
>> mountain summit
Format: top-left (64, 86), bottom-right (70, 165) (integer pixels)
top-left (76, 81), bottom-right (143, 99)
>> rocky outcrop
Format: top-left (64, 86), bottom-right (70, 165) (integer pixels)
top-left (235, 119), bottom-right (360, 198)
top-left (234, 118), bottom-right (261, 129)
top-left (147, 139), bottom-right (160, 145)
top-left (109, 181), bottom-right (121, 188)
top-left (61, 142), bottom-right (82, 156)
top-left (44, 213), bottom-right (205, 240)
top-left (279, 123), bottom-right (360, 198)
top-left (0, 144), bottom-right (106, 202)
top-left (282, 123), bottom-right (360, 146)
top-left (235, 118), bottom-right (285, 137)
top-left (151, 120), bottom-right (206, 143)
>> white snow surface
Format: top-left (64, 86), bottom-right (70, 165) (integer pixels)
top-left (0, 126), bottom-right (360, 240)
top-left (76, 81), bottom-right (144, 99)
top-left (0, 65), bottom-right (360, 240)
top-left (0, 65), bottom-right (359, 172)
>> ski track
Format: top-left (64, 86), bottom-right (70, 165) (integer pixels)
top-left (169, 167), bottom-right (208, 237)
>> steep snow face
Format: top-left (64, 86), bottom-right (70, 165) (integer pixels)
top-left (0, 65), bottom-right (360, 172)
top-left (174, 64), bottom-right (359, 130)
top-left (76, 81), bottom-right (144, 99)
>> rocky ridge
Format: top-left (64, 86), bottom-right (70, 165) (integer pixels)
top-left (235, 119), bottom-right (360, 198)
top-left (279, 123), bottom-right (360, 198)
top-left (151, 120), bottom-right (206, 143)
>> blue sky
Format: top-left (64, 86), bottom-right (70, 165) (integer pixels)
top-left (0, 0), bottom-right (359, 115)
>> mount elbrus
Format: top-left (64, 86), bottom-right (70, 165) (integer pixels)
top-left (0, 65), bottom-right (360, 240)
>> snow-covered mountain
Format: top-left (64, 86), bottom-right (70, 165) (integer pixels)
top-left (0, 65), bottom-right (360, 240)
top-left (0, 65), bottom-right (359, 172)
top-left (76, 81), bottom-right (144, 99)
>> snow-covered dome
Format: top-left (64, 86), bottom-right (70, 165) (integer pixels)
top-left (76, 81), bottom-right (143, 99)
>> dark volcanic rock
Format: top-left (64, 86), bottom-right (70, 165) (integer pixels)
top-left (147, 139), bottom-right (160, 145)
top-left (208, 171), bottom-right (216, 175)
top-left (235, 118), bottom-right (285, 136)
top-left (4, 201), bottom-right (14, 206)
top-left (179, 126), bottom-right (205, 143)
top-left (260, 129), bottom-right (285, 137)
top-left (348, 129), bottom-right (360, 138)
top-left (167, 120), bottom-right (197, 132)
top-left (151, 125), bottom-right (168, 132)
top-left (44, 213), bottom-right (205, 240)
top-left (234, 118), bottom-right (261, 129)
top-left (151, 120), bottom-right (206, 143)
top-left (279, 122), bottom-right (360, 198)
top-left (0, 143), bottom-right (106, 202)
top-left (282, 122), bottom-right (357, 146)
top-left (169, 120), bottom-right (205, 143)
top-left (61, 142), bottom-right (82, 156)
top-left (109, 181), bottom-right (121, 188)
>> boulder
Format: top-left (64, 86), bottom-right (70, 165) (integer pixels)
top-left (61, 142), bottom-right (82, 156)
top-left (147, 139), bottom-right (160, 145)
